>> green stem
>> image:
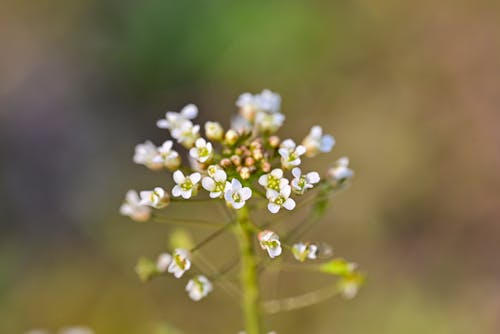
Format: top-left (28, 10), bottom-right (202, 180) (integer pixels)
top-left (235, 206), bottom-right (262, 334)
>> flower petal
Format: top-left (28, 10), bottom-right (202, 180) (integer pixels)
top-left (190, 172), bottom-right (201, 184)
top-left (268, 203), bottom-right (281, 214)
top-left (202, 177), bottom-right (216, 191)
top-left (292, 167), bottom-right (301, 179)
top-left (307, 172), bottom-right (320, 184)
top-left (172, 185), bottom-right (182, 197)
top-left (240, 187), bottom-right (252, 201)
top-left (283, 198), bottom-right (296, 210)
top-left (173, 170), bottom-right (185, 184)
top-left (181, 104), bottom-right (198, 119)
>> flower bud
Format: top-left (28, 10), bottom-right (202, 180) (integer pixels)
top-left (220, 158), bottom-right (232, 168)
top-left (268, 135), bottom-right (280, 148)
top-left (230, 155), bottom-right (242, 166)
top-left (261, 161), bottom-right (271, 173)
top-left (205, 121), bottom-right (224, 141)
top-left (224, 129), bottom-right (239, 146)
top-left (164, 155), bottom-right (181, 171)
top-left (244, 157), bottom-right (255, 167)
top-left (239, 167), bottom-right (251, 180)
top-left (240, 105), bottom-right (257, 121)
top-left (252, 148), bottom-right (264, 161)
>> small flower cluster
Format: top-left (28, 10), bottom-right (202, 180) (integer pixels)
top-left (121, 89), bottom-right (358, 305)
top-left (135, 248), bottom-right (213, 301)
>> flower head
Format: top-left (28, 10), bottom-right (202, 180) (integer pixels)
top-left (139, 187), bottom-right (170, 209)
top-left (302, 126), bottom-right (335, 157)
top-left (255, 111), bottom-right (285, 133)
top-left (292, 242), bottom-right (318, 262)
top-left (133, 141), bottom-right (163, 170)
top-left (120, 190), bottom-right (152, 222)
top-left (171, 121), bottom-right (200, 148)
top-left (202, 169), bottom-right (229, 198)
top-left (152, 140), bottom-right (181, 170)
top-left (168, 248), bottom-right (191, 278)
top-left (327, 157), bottom-right (354, 184)
top-left (266, 185), bottom-right (296, 214)
top-left (237, 90), bottom-right (284, 132)
top-left (157, 104), bottom-right (198, 130)
top-left (189, 138), bottom-right (214, 163)
top-left (279, 139), bottom-right (306, 169)
top-left (186, 275), bottom-right (213, 301)
top-left (224, 179), bottom-right (252, 209)
top-left (156, 253), bottom-right (172, 272)
top-left (291, 167), bottom-right (320, 194)
top-left (258, 169), bottom-right (289, 194)
top-left (258, 230), bottom-right (282, 258)
top-left (172, 170), bottom-right (201, 199)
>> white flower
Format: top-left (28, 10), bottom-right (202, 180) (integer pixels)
top-left (151, 140), bottom-right (181, 170)
top-left (258, 169), bottom-right (289, 195)
top-left (207, 164), bottom-right (223, 177)
top-left (327, 157), bottom-right (354, 183)
top-left (139, 187), bottom-right (170, 209)
top-left (302, 126), bottom-right (335, 157)
top-left (156, 253), bottom-right (172, 272)
top-left (172, 170), bottom-right (201, 199)
top-left (266, 185), bottom-right (296, 214)
top-left (279, 139), bottom-right (306, 169)
top-left (292, 242), bottom-right (318, 262)
top-left (237, 90), bottom-right (283, 131)
top-left (171, 121), bottom-right (200, 148)
top-left (133, 140), bottom-right (163, 170)
top-left (120, 190), bottom-right (152, 222)
top-left (202, 169), bottom-right (230, 198)
top-left (231, 114), bottom-right (253, 133)
top-left (255, 111), bottom-right (285, 133)
top-left (185, 275), bottom-right (213, 301)
top-left (189, 138), bottom-right (214, 163)
top-left (254, 89), bottom-right (281, 113)
top-left (168, 248), bottom-right (191, 278)
top-left (205, 121), bottom-right (224, 141)
top-left (224, 178), bottom-right (252, 209)
top-left (236, 89), bottom-right (281, 120)
top-left (291, 167), bottom-right (320, 194)
top-left (258, 230), bottom-right (282, 258)
top-left (156, 104), bottom-right (198, 130)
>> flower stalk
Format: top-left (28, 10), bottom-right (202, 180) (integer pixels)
top-left (235, 205), bottom-right (262, 334)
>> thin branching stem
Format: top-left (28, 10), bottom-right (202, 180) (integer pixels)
top-left (262, 284), bottom-right (341, 314)
top-left (190, 222), bottom-right (234, 252)
top-left (151, 214), bottom-right (227, 228)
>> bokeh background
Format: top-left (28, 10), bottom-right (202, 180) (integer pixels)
top-left (1, 0), bottom-right (500, 333)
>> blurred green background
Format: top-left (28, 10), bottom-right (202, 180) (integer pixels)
top-left (1, 0), bottom-right (499, 333)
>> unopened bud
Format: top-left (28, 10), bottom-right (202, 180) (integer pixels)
top-left (239, 167), bottom-right (251, 180)
top-left (252, 148), bottom-right (264, 161)
top-left (268, 135), bottom-right (280, 148)
top-left (224, 129), bottom-right (239, 146)
top-left (164, 155), bottom-right (181, 171)
top-left (244, 157), bottom-right (255, 167)
top-left (240, 105), bottom-right (257, 121)
top-left (230, 155), bottom-right (242, 166)
top-left (261, 161), bottom-right (271, 173)
top-left (205, 121), bottom-right (224, 141)
top-left (220, 158), bottom-right (232, 168)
